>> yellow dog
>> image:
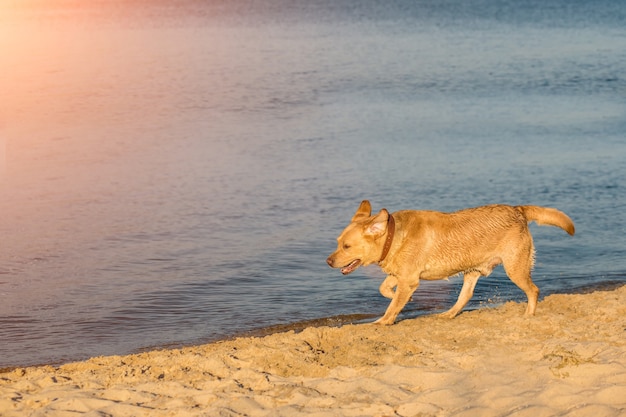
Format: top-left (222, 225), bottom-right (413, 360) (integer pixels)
top-left (327, 200), bottom-right (575, 324)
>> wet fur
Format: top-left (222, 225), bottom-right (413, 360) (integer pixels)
top-left (327, 200), bottom-right (575, 325)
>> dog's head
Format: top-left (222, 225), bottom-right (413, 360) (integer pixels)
top-left (326, 200), bottom-right (391, 275)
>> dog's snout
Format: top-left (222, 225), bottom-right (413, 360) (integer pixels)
top-left (326, 256), bottom-right (334, 267)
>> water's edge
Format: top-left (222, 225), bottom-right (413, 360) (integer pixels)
top-left (3, 280), bottom-right (621, 373)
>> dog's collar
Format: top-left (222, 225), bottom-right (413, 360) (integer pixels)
top-left (379, 213), bottom-right (395, 263)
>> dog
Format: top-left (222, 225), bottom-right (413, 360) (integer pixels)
top-left (326, 200), bottom-right (575, 325)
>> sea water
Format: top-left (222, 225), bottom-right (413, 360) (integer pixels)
top-left (1, 0), bottom-right (625, 368)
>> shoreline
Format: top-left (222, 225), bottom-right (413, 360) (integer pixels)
top-left (1, 284), bottom-right (625, 416)
top-left (5, 278), bottom-right (624, 372)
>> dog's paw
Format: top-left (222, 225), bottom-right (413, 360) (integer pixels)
top-left (437, 311), bottom-right (458, 319)
top-left (372, 317), bottom-right (394, 325)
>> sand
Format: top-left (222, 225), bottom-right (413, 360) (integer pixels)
top-left (1, 285), bottom-right (625, 417)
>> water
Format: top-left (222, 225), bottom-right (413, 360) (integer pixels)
top-left (1, 0), bottom-right (625, 368)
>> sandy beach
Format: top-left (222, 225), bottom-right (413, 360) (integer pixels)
top-left (1, 285), bottom-right (625, 417)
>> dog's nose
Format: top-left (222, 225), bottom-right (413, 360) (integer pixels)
top-left (326, 256), bottom-right (334, 267)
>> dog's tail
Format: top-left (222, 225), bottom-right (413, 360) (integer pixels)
top-left (517, 206), bottom-right (575, 235)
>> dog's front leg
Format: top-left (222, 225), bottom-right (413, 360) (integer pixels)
top-left (374, 279), bottom-right (419, 325)
top-left (439, 271), bottom-right (481, 319)
top-left (379, 275), bottom-right (397, 299)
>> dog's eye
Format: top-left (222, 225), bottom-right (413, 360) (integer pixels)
top-left (343, 244), bottom-right (351, 250)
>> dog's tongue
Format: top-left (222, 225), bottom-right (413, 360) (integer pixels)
top-left (341, 259), bottom-right (361, 275)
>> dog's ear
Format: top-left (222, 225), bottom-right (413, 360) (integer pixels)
top-left (352, 200), bottom-right (372, 222)
top-left (364, 209), bottom-right (389, 237)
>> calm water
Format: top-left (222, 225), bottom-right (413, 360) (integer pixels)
top-left (1, 0), bottom-right (625, 368)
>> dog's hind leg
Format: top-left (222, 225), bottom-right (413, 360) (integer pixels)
top-left (439, 271), bottom-right (481, 319)
top-left (503, 243), bottom-right (539, 316)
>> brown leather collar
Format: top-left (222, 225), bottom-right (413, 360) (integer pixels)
top-left (379, 213), bottom-right (395, 263)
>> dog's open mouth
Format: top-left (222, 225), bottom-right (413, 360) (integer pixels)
top-left (341, 259), bottom-right (361, 275)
